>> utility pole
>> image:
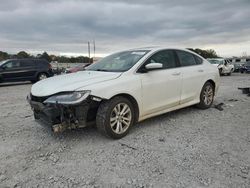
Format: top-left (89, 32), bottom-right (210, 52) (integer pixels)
top-left (88, 41), bottom-right (91, 63)
top-left (93, 40), bottom-right (96, 58)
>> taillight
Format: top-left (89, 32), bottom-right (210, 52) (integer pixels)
top-left (48, 63), bottom-right (52, 69)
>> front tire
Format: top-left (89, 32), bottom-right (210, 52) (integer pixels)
top-left (96, 96), bottom-right (135, 139)
top-left (196, 82), bottom-right (215, 109)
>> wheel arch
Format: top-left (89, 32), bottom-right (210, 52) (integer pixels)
top-left (196, 79), bottom-right (216, 109)
top-left (198, 79), bottom-right (216, 99)
top-left (206, 79), bottom-right (216, 90)
top-left (109, 93), bottom-right (140, 123)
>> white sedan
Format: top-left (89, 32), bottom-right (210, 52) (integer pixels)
top-left (28, 47), bottom-right (220, 139)
top-left (207, 58), bottom-right (234, 75)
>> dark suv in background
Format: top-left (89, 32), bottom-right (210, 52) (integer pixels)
top-left (0, 59), bottom-right (54, 83)
top-left (240, 61), bottom-right (250, 73)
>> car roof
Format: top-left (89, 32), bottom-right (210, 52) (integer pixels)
top-left (207, 58), bottom-right (224, 60)
top-left (129, 46), bottom-right (193, 52)
top-left (127, 46), bottom-right (206, 59)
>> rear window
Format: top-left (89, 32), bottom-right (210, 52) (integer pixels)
top-left (38, 59), bottom-right (48, 63)
top-left (194, 56), bottom-right (203, 65)
top-left (176, 50), bottom-right (197, 67)
top-left (20, 60), bottom-right (34, 67)
top-left (208, 59), bottom-right (223, 65)
top-left (36, 59), bottom-right (49, 66)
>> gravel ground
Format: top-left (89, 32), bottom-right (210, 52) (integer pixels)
top-left (0, 73), bottom-right (250, 188)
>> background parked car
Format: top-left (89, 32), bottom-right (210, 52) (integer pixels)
top-left (0, 59), bottom-right (54, 83)
top-left (233, 63), bottom-right (244, 72)
top-left (207, 58), bottom-right (234, 76)
top-left (240, 61), bottom-right (250, 73)
top-left (52, 67), bottom-right (66, 75)
top-left (65, 63), bottom-right (91, 74)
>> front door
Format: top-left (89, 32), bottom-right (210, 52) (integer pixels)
top-left (1, 60), bottom-right (22, 81)
top-left (139, 50), bottom-right (182, 116)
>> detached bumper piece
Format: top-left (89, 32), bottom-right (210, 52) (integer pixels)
top-left (238, 87), bottom-right (250, 96)
top-left (28, 95), bottom-right (98, 133)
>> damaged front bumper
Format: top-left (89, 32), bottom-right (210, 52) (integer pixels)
top-left (27, 94), bottom-right (100, 133)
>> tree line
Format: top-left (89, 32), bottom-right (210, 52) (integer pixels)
top-left (0, 48), bottom-right (219, 63)
top-left (187, 48), bottom-right (219, 58)
top-left (0, 51), bottom-right (93, 63)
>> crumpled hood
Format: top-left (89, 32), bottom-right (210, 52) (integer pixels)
top-left (31, 71), bottom-right (122, 97)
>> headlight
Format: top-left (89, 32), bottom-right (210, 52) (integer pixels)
top-left (44, 91), bottom-right (90, 105)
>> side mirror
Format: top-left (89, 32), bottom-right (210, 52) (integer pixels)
top-left (145, 63), bottom-right (163, 70)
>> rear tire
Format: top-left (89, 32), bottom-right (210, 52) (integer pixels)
top-left (96, 96), bottom-right (135, 139)
top-left (196, 82), bottom-right (215, 109)
top-left (37, 73), bottom-right (48, 81)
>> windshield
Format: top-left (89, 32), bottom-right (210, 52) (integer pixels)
top-left (208, 59), bottom-right (224, 65)
top-left (86, 50), bottom-right (150, 72)
top-left (245, 62), bottom-right (250, 66)
top-left (0, 60), bottom-right (8, 66)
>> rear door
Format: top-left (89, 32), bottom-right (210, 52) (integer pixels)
top-left (175, 50), bottom-right (206, 104)
top-left (19, 59), bottom-right (37, 78)
top-left (139, 50), bottom-right (182, 115)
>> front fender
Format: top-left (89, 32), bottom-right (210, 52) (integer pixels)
top-left (76, 74), bottom-right (143, 116)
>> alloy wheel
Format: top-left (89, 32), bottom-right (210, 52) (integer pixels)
top-left (203, 85), bottom-right (213, 105)
top-left (39, 73), bottom-right (47, 80)
top-left (110, 103), bottom-right (132, 134)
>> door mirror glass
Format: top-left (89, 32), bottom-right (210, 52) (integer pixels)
top-left (145, 63), bottom-right (163, 70)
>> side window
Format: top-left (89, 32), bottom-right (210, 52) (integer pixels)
top-left (176, 50), bottom-right (197, 67)
top-left (194, 55), bottom-right (203, 65)
top-left (20, 60), bottom-right (34, 67)
top-left (3, 61), bottom-right (20, 69)
top-left (146, 50), bottom-right (177, 69)
top-left (37, 60), bottom-right (48, 67)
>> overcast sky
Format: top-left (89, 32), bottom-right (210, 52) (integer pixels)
top-left (0, 0), bottom-right (249, 57)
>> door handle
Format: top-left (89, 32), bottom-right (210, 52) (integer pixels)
top-left (198, 69), bottom-right (204, 72)
top-left (172, 72), bottom-right (181, 76)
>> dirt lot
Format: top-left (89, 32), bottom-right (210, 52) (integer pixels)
top-left (0, 73), bottom-right (250, 188)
